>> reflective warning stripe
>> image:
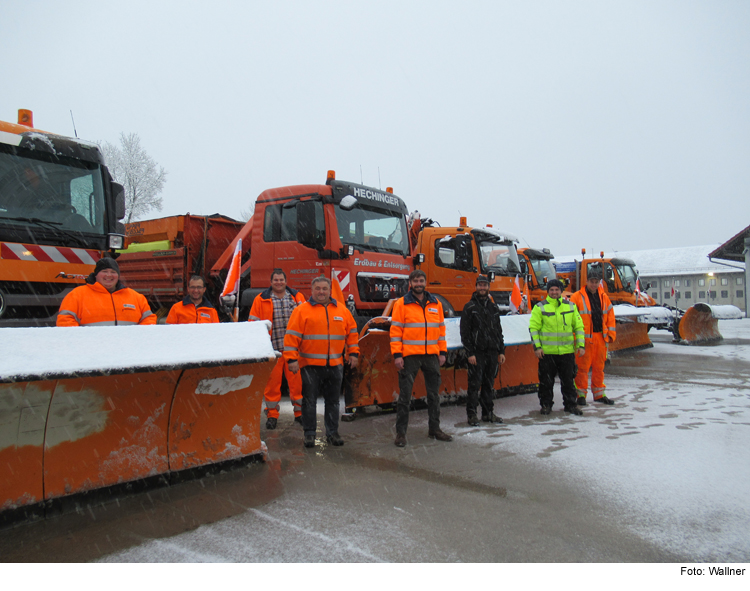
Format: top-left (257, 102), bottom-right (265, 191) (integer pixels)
top-left (1, 241), bottom-right (99, 264)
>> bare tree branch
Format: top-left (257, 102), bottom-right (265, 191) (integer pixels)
top-left (239, 203), bottom-right (255, 222)
top-left (102, 133), bottom-right (167, 222)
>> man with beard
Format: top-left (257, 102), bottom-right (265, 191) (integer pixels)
top-left (390, 269), bottom-right (453, 447)
top-left (460, 275), bottom-right (506, 426)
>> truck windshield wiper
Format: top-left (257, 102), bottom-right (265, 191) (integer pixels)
top-left (0, 215), bottom-right (89, 248)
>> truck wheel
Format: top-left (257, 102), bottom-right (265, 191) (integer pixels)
top-left (434, 295), bottom-right (456, 318)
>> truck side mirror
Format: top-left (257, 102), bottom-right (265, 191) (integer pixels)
top-left (112, 182), bottom-right (125, 220)
top-left (414, 253), bottom-right (425, 264)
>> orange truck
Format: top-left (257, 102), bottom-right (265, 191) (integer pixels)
top-left (0, 109), bottom-right (127, 327)
top-left (410, 216), bottom-right (523, 315)
top-left (210, 171), bottom-right (415, 323)
top-left (117, 214), bottom-right (245, 319)
top-left (554, 250), bottom-right (741, 344)
top-left (551, 250), bottom-right (656, 351)
top-left (517, 247), bottom-right (558, 308)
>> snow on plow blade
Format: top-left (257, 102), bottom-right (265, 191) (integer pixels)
top-left (0, 323), bottom-right (276, 514)
top-left (610, 304), bottom-right (670, 353)
top-left (678, 303), bottom-right (742, 344)
top-left (347, 315), bottom-right (538, 410)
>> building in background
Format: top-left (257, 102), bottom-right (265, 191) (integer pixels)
top-left (605, 245), bottom-right (745, 313)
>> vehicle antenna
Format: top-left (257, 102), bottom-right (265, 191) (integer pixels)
top-left (70, 110), bottom-right (78, 138)
top-left (378, 167), bottom-right (381, 189)
top-left (360, 165), bottom-right (363, 185)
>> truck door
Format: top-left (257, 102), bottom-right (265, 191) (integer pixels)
top-left (261, 199), bottom-right (327, 295)
top-left (431, 234), bottom-right (475, 311)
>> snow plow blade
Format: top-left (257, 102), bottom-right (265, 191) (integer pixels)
top-left (0, 323), bottom-right (275, 515)
top-left (609, 320), bottom-right (652, 353)
top-left (678, 303), bottom-right (742, 344)
top-left (346, 315), bottom-right (538, 411)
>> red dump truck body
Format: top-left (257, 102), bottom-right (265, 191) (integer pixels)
top-left (118, 214), bottom-right (244, 315)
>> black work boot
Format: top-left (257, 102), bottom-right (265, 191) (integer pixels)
top-left (540, 406), bottom-right (552, 415)
top-left (428, 429), bottom-right (453, 442)
top-left (482, 412), bottom-right (503, 424)
top-left (467, 415), bottom-right (480, 427)
top-left (266, 417), bottom-right (278, 430)
top-left (565, 406), bottom-right (583, 416)
top-left (326, 433), bottom-right (344, 446)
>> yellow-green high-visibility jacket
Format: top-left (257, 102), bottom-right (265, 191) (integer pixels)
top-left (528, 296), bottom-right (585, 355)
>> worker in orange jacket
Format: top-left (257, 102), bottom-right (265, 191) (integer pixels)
top-left (284, 276), bottom-right (359, 448)
top-left (249, 269), bottom-right (307, 429)
top-left (166, 275), bottom-right (220, 324)
top-left (390, 269), bottom-right (452, 447)
top-left (570, 271), bottom-right (617, 405)
top-left (57, 257), bottom-right (156, 326)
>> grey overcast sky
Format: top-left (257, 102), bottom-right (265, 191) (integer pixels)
top-left (3, 0), bottom-right (749, 256)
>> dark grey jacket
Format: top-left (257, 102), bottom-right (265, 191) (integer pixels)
top-left (460, 292), bottom-right (505, 356)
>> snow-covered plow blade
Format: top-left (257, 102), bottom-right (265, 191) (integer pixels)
top-left (678, 303), bottom-right (742, 344)
top-left (610, 304), bottom-right (674, 353)
top-left (347, 315), bottom-right (538, 410)
top-left (0, 323), bottom-right (275, 515)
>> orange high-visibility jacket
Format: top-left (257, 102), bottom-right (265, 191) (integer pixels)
top-left (166, 297), bottom-right (219, 324)
top-left (570, 286), bottom-right (616, 343)
top-left (248, 286), bottom-right (306, 325)
top-left (56, 282), bottom-right (156, 326)
top-left (390, 290), bottom-right (447, 359)
top-left (283, 298), bottom-right (359, 367)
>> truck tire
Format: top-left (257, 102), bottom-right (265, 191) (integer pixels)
top-left (434, 294), bottom-right (456, 318)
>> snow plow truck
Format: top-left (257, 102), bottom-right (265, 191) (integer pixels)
top-left (554, 249), bottom-right (742, 346)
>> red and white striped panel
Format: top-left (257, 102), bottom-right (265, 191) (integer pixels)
top-left (333, 268), bottom-right (351, 293)
top-left (0, 242), bottom-right (100, 265)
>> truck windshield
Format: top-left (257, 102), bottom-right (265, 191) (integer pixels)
top-left (0, 148), bottom-right (106, 235)
top-left (478, 239), bottom-right (521, 276)
top-left (614, 262), bottom-right (639, 293)
top-left (335, 203), bottom-right (410, 255)
top-left (529, 257), bottom-right (557, 287)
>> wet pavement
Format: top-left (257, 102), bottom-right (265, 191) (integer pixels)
top-left (2, 332), bottom-right (749, 562)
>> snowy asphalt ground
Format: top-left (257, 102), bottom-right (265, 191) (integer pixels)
top-left (1, 320), bottom-right (749, 565)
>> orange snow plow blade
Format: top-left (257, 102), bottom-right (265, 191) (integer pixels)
top-left (0, 324), bottom-right (275, 515)
top-left (609, 321), bottom-right (652, 353)
top-left (679, 303), bottom-right (722, 344)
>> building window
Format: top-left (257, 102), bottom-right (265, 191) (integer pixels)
top-left (738, 290), bottom-right (744, 298)
top-left (710, 278), bottom-right (716, 286)
top-left (685, 291), bottom-right (692, 299)
top-left (699, 291), bottom-right (706, 299)
top-left (737, 277), bottom-right (744, 285)
top-left (721, 290), bottom-right (728, 298)
top-left (651, 292), bottom-right (658, 299)
top-left (710, 290), bottom-right (717, 299)
top-left (684, 279), bottom-right (691, 287)
top-left (664, 280), bottom-right (671, 287)
top-left (698, 279), bottom-right (705, 286)
top-left (721, 277), bottom-right (729, 286)
top-left (675, 280), bottom-right (680, 287)
top-left (664, 292), bottom-right (671, 299)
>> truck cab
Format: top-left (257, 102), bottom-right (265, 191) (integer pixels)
top-left (237, 172), bottom-right (414, 320)
top-left (554, 252), bottom-right (655, 307)
top-left (518, 247), bottom-right (557, 307)
top-left (0, 110), bottom-right (125, 326)
top-left (415, 221), bottom-right (521, 315)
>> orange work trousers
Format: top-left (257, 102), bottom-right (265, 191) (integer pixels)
top-left (265, 356), bottom-right (302, 418)
top-left (575, 332), bottom-right (608, 400)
